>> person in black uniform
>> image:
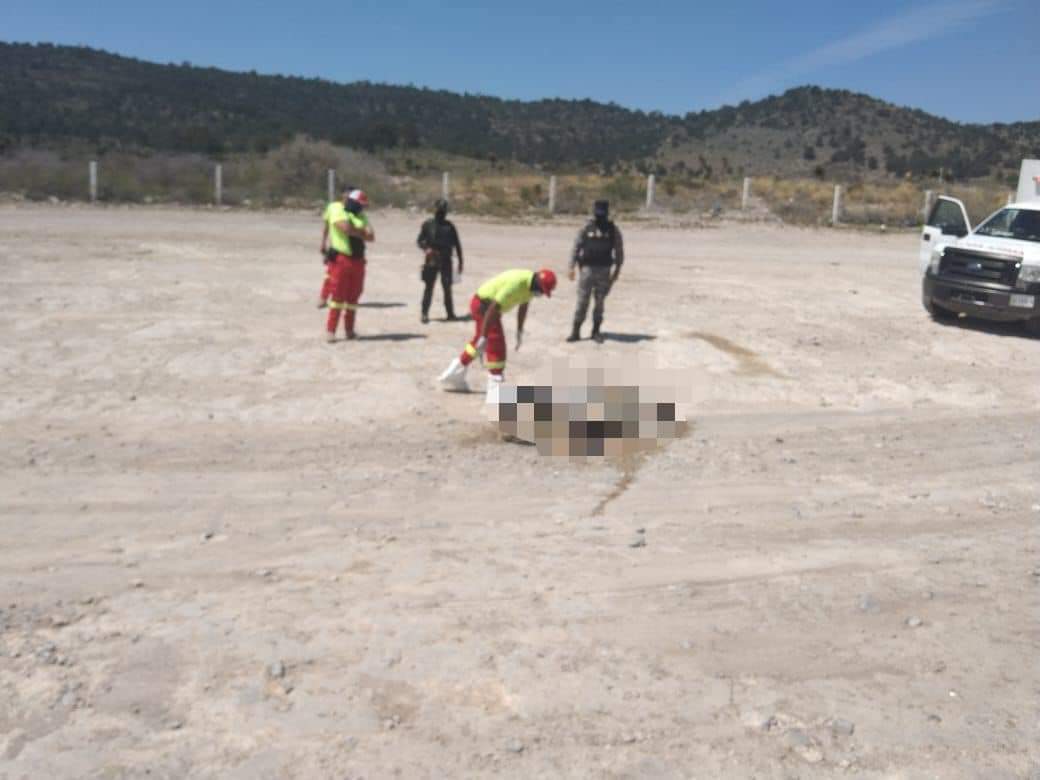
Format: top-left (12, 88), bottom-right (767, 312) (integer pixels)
top-left (417, 199), bottom-right (464, 323)
top-left (567, 199), bottom-right (624, 343)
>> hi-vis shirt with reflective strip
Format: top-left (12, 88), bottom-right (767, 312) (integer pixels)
top-left (476, 269), bottom-right (535, 312)
top-left (323, 201), bottom-right (349, 254)
top-left (328, 301), bottom-right (358, 310)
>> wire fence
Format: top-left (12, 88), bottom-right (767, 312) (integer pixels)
top-left (0, 143), bottom-right (1015, 227)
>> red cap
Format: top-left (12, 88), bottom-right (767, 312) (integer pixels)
top-left (537, 268), bottom-right (557, 297)
top-left (348, 189), bottom-right (369, 207)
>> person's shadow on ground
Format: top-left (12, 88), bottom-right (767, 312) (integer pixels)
top-left (356, 333), bottom-right (427, 342)
top-left (600, 332), bottom-right (656, 343)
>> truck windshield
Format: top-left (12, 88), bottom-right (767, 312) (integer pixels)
top-left (974, 208), bottom-right (1040, 243)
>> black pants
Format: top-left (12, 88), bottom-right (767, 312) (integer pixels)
top-left (421, 255), bottom-right (455, 318)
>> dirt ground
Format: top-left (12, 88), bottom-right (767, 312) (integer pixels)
top-left (1, 205), bottom-right (1037, 779)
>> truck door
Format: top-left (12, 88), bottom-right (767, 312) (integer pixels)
top-left (919, 197), bottom-right (972, 274)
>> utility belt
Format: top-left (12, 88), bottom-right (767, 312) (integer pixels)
top-left (423, 248), bottom-right (451, 264)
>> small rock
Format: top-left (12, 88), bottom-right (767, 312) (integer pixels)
top-left (167, 720), bottom-right (183, 731)
top-left (342, 735), bottom-right (358, 751)
top-left (256, 569), bottom-right (273, 578)
top-left (922, 590), bottom-right (935, 600)
top-left (629, 536), bottom-right (646, 548)
top-left (680, 640), bottom-right (694, 651)
top-left (505, 740), bottom-right (525, 754)
top-left (829, 718), bottom-right (855, 737)
top-left (858, 594), bottom-right (881, 614)
top-left (799, 746), bottom-right (824, 764)
top-left (201, 531), bottom-right (214, 542)
top-left (926, 713), bottom-right (942, 723)
top-left (906, 616), bottom-right (923, 628)
top-left (783, 729), bottom-right (811, 749)
top-left (50, 615), bottom-right (70, 628)
top-left (267, 661), bottom-right (286, 679)
top-left (130, 579), bottom-right (144, 589)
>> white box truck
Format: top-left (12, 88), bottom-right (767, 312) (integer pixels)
top-left (920, 160), bottom-right (1040, 335)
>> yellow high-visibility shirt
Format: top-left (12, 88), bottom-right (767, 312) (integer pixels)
top-left (477, 269), bottom-right (535, 312)
top-left (323, 201), bottom-right (349, 254)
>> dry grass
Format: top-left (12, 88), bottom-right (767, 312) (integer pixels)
top-left (0, 138), bottom-right (1016, 226)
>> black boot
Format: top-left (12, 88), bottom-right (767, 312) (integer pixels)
top-left (566, 324), bottom-right (581, 342)
top-left (592, 320), bottom-right (604, 344)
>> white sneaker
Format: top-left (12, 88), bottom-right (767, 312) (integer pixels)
top-left (437, 358), bottom-right (468, 391)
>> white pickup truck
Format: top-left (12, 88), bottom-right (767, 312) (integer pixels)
top-left (920, 160), bottom-right (1040, 336)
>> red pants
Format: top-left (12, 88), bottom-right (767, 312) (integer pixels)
top-left (320, 261), bottom-right (333, 302)
top-left (459, 295), bottom-right (506, 375)
top-left (326, 255), bottom-right (365, 335)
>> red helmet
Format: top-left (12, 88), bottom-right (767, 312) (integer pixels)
top-left (536, 268), bottom-right (557, 297)
top-left (348, 189), bottom-right (369, 207)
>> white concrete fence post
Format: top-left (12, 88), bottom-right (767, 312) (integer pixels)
top-left (831, 184), bottom-right (842, 225)
top-left (548, 175), bottom-right (557, 215)
top-left (442, 172), bottom-right (450, 200)
top-left (741, 177), bottom-right (752, 210)
top-left (89, 160), bottom-right (98, 203)
top-left (923, 189), bottom-right (934, 222)
top-left (214, 164), bottom-right (223, 206)
top-left (327, 169), bottom-right (335, 203)
top-left (646, 174), bottom-right (655, 210)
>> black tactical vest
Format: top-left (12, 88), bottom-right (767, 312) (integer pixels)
top-left (579, 221), bottom-right (615, 267)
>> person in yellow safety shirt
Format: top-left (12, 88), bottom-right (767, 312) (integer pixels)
top-left (318, 183), bottom-right (356, 309)
top-left (437, 268), bottom-right (558, 391)
top-left (322, 189), bottom-right (374, 342)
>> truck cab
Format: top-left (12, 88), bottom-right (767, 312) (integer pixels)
top-left (920, 161), bottom-right (1040, 336)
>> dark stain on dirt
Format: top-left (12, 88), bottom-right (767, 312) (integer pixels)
top-left (686, 331), bottom-right (782, 377)
top-left (592, 454), bottom-right (643, 517)
top-left (591, 420), bottom-right (692, 517)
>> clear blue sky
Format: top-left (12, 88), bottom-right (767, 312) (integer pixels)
top-left (3, 0), bottom-right (1036, 123)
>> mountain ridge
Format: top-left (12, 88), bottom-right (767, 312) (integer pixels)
top-left (1, 41), bottom-right (1037, 180)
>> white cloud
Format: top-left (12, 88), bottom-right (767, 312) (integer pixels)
top-left (725, 0), bottom-right (1008, 103)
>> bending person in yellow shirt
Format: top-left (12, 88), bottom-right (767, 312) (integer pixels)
top-left (438, 268), bottom-right (557, 391)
